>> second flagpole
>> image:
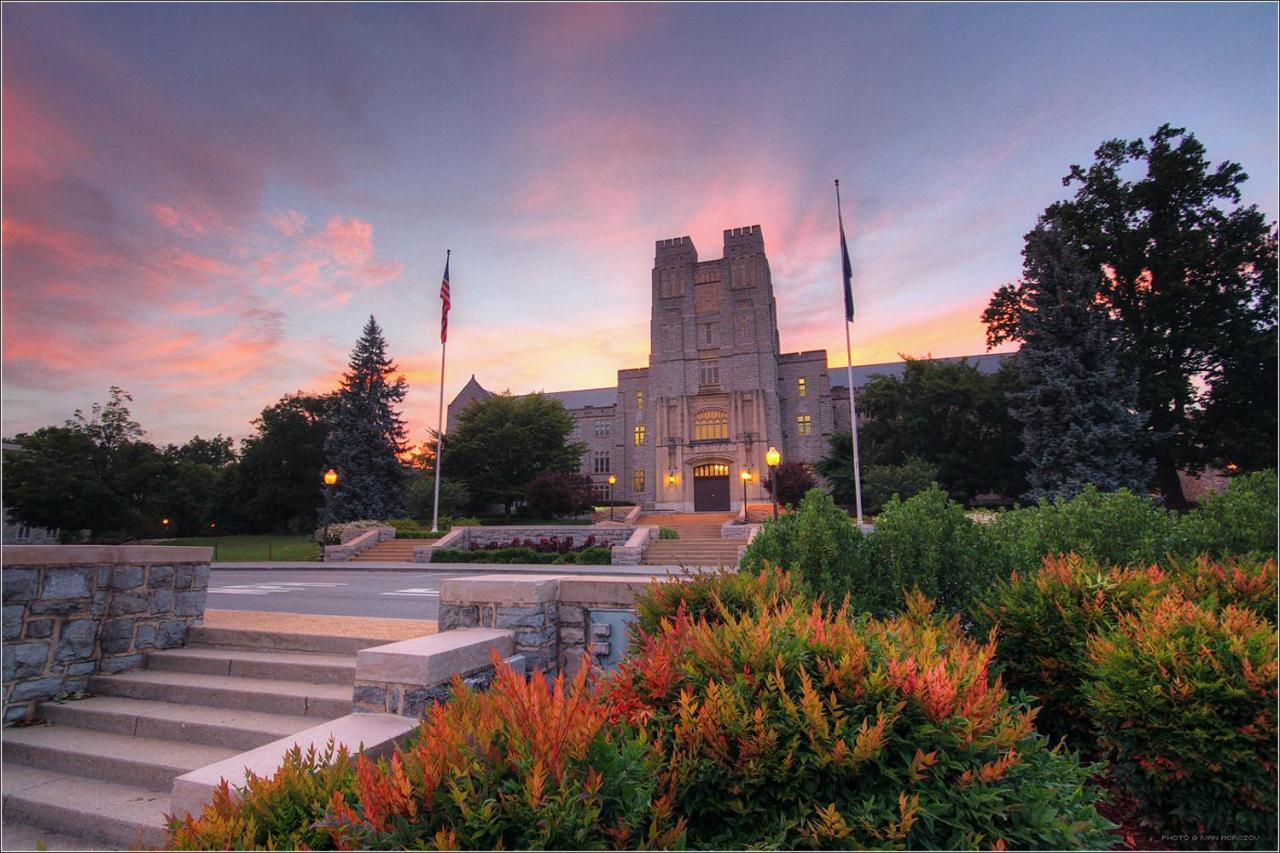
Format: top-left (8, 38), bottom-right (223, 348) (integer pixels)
top-left (835, 181), bottom-right (864, 526)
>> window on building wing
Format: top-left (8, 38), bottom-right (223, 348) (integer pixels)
top-left (797, 414), bottom-right (812, 436)
top-left (594, 452), bottom-right (611, 473)
top-left (634, 425), bottom-right (646, 445)
top-left (633, 469), bottom-right (645, 492)
top-left (798, 377), bottom-right (807, 398)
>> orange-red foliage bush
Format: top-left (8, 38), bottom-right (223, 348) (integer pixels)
top-left (606, 592), bottom-right (1114, 849)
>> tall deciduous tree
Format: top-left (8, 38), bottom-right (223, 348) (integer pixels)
top-left (443, 392), bottom-right (584, 520)
top-left (325, 316), bottom-right (409, 521)
top-left (819, 358), bottom-right (1026, 503)
top-left (1006, 225), bottom-right (1151, 501)
top-left (217, 392), bottom-right (338, 533)
top-left (984, 125), bottom-right (1277, 506)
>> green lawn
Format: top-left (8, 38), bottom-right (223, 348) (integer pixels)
top-left (156, 535), bottom-right (320, 562)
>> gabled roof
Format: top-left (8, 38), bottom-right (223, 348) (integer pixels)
top-left (829, 353), bottom-right (1011, 389)
top-left (540, 387), bottom-right (617, 410)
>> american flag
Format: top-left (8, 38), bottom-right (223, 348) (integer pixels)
top-left (439, 251), bottom-right (451, 343)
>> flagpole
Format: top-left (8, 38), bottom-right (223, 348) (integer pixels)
top-left (835, 181), bottom-right (864, 526)
top-left (431, 250), bottom-right (450, 533)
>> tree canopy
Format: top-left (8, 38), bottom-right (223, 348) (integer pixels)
top-left (442, 392), bottom-right (584, 519)
top-left (984, 124), bottom-right (1277, 506)
top-left (819, 358), bottom-right (1026, 503)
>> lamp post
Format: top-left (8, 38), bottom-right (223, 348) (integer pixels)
top-left (740, 468), bottom-right (752, 511)
top-left (607, 474), bottom-right (617, 521)
top-left (765, 446), bottom-right (781, 521)
top-left (322, 468), bottom-right (339, 550)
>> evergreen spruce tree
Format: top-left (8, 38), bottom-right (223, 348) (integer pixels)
top-left (1009, 225), bottom-right (1152, 501)
top-left (325, 316), bottom-right (409, 521)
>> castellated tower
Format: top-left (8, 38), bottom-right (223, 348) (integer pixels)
top-left (640, 225), bottom-right (784, 511)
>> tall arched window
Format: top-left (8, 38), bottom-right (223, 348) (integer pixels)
top-left (693, 409), bottom-right (729, 441)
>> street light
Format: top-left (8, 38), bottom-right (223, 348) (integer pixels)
top-left (322, 468), bottom-right (339, 553)
top-left (765, 446), bottom-right (781, 521)
top-left (607, 474), bottom-right (617, 521)
top-left (740, 468), bottom-right (752, 510)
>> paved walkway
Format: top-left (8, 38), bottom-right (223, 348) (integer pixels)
top-left (201, 608), bottom-right (437, 637)
top-left (213, 560), bottom-right (684, 574)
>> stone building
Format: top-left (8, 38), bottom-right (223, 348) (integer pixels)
top-left (449, 226), bottom-right (1008, 512)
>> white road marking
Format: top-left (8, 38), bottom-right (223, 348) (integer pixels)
top-left (381, 588), bottom-right (440, 597)
top-left (208, 582), bottom-right (349, 595)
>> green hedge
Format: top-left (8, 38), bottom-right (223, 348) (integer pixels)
top-left (429, 546), bottom-right (611, 565)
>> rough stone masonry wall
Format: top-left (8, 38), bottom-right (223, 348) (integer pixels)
top-left (2, 546), bottom-right (211, 723)
top-left (439, 602), bottom-right (559, 676)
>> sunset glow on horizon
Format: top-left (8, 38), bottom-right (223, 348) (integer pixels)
top-left (3, 3), bottom-right (1276, 446)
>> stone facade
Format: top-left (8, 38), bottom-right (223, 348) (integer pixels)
top-left (2, 545), bottom-right (212, 723)
top-left (449, 226), bottom-right (1011, 511)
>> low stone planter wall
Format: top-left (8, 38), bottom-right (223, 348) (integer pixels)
top-left (611, 525), bottom-right (657, 565)
top-left (439, 573), bottom-right (674, 680)
top-left (2, 545), bottom-right (212, 723)
top-left (324, 526), bottom-right (394, 562)
top-left (414, 524), bottom-right (635, 563)
top-left (720, 520), bottom-right (756, 540)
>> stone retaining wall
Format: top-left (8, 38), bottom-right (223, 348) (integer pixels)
top-left (324, 526), bottom-right (394, 562)
top-left (2, 545), bottom-right (212, 723)
top-left (439, 574), bottom-right (665, 680)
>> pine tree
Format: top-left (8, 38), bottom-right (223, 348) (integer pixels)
top-left (1009, 225), bottom-right (1152, 502)
top-left (325, 316), bottom-right (409, 521)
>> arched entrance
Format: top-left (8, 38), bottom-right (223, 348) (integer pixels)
top-left (692, 463), bottom-right (730, 512)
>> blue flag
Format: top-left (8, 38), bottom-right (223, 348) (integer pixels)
top-left (839, 194), bottom-right (854, 323)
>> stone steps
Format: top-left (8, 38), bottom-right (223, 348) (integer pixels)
top-left (1, 764), bottom-right (170, 849)
top-left (1, 633), bottom-right (365, 849)
top-left (349, 540), bottom-right (421, 562)
top-left (88, 669), bottom-right (352, 718)
top-left (146, 646), bottom-right (356, 684)
top-left (186, 625), bottom-right (389, 655)
top-left (38, 695), bottom-right (316, 751)
top-left (2, 725), bottom-right (239, 791)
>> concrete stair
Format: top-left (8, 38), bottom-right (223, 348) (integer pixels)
top-left (349, 538), bottom-right (422, 562)
top-left (1, 627), bottom-right (363, 851)
top-left (637, 513), bottom-right (742, 566)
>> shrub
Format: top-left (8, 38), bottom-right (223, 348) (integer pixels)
top-left (740, 489), bottom-right (885, 611)
top-left (763, 461), bottom-right (818, 507)
top-left (861, 455), bottom-right (939, 515)
top-left (429, 545), bottom-right (611, 565)
top-left (406, 476), bottom-right (472, 524)
top-left (168, 739), bottom-right (356, 850)
top-left (1180, 469), bottom-right (1278, 559)
top-left (524, 471), bottom-right (595, 519)
top-left (972, 554), bottom-right (1167, 748)
top-left (658, 526), bottom-right (679, 539)
top-left (633, 567), bottom-right (796, 637)
top-left (326, 661), bottom-right (685, 850)
top-left (973, 554), bottom-right (1278, 751)
top-left (1085, 594), bottom-right (1278, 846)
top-left (606, 593), bottom-right (1114, 850)
top-left (984, 486), bottom-right (1180, 570)
top-left (874, 484), bottom-right (1003, 614)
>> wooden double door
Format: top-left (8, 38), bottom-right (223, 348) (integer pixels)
top-left (692, 463), bottom-right (730, 512)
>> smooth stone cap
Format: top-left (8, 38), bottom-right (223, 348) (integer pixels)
top-left (2, 545), bottom-right (213, 566)
top-left (170, 712), bottom-right (415, 819)
top-left (439, 574), bottom-right (564, 606)
top-left (355, 627), bottom-right (514, 686)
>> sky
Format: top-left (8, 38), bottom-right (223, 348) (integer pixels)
top-left (3, 2), bottom-right (1277, 447)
